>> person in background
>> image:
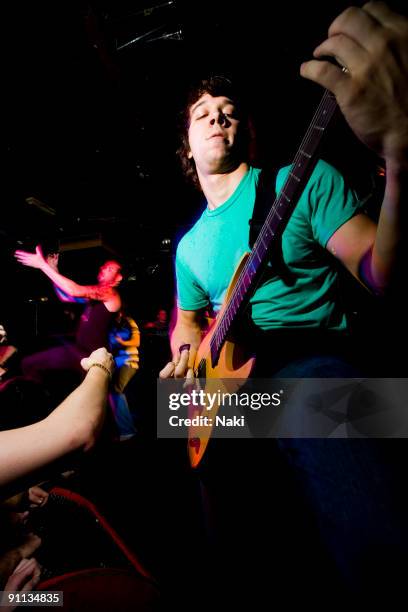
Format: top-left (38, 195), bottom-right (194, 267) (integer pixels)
top-left (144, 309), bottom-right (169, 338)
top-left (13, 247), bottom-right (122, 394)
top-left (108, 310), bottom-right (140, 440)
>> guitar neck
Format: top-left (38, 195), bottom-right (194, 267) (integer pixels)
top-left (210, 89), bottom-right (338, 366)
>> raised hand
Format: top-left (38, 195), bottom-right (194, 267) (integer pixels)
top-left (27, 486), bottom-right (49, 508)
top-left (301, 2), bottom-right (408, 162)
top-left (80, 347), bottom-right (115, 377)
top-left (14, 245), bottom-right (46, 270)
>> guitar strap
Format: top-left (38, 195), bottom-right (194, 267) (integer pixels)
top-left (248, 166), bottom-right (279, 251)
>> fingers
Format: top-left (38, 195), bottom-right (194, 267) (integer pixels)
top-left (306, 2), bottom-right (408, 91)
top-left (327, 6), bottom-right (382, 52)
top-left (20, 564), bottom-right (42, 592)
top-left (159, 353), bottom-right (190, 379)
top-left (327, 3), bottom-right (408, 55)
top-left (300, 59), bottom-right (349, 93)
top-left (28, 486), bottom-right (49, 507)
top-left (174, 349), bottom-right (189, 378)
top-left (183, 367), bottom-right (196, 389)
top-left (9, 558), bottom-right (42, 592)
top-left (362, 1), bottom-right (408, 32)
top-left (304, 6), bottom-right (374, 90)
top-left (302, 1), bottom-right (408, 159)
top-left (81, 348), bottom-right (114, 373)
top-left (14, 251), bottom-right (31, 264)
top-left (159, 344), bottom-right (195, 379)
top-left (87, 347), bottom-right (112, 363)
top-left (313, 33), bottom-right (369, 75)
top-left (14, 252), bottom-right (40, 270)
top-left (4, 562), bottom-right (34, 592)
top-left (159, 361), bottom-right (176, 379)
top-left (12, 558), bottom-right (34, 574)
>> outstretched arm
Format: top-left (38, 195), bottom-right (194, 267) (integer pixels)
top-left (15, 245), bottom-right (114, 301)
top-left (53, 286), bottom-right (88, 303)
top-left (0, 347), bottom-right (114, 489)
top-left (301, 2), bottom-right (408, 294)
top-left (46, 254), bottom-right (88, 303)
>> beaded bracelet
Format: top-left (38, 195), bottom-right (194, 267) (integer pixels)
top-left (88, 362), bottom-right (112, 379)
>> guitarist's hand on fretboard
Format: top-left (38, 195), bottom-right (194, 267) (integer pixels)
top-left (300, 3), bottom-right (408, 161)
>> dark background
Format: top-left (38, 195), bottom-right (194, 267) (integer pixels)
top-left (2, 4), bottom-right (408, 601)
top-left (1, 0), bottom-right (406, 349)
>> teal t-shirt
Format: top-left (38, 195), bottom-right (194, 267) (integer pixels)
top-left (176, 160), bottom-right (364, 331)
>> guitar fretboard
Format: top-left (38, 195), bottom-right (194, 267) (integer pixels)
top-left (210, 89), bottom-right (338, 367)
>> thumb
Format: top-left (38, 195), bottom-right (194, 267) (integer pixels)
top-left (80, 357), bottom-right (90, 371)
top-left (36, 245), bottom-right (44, 258)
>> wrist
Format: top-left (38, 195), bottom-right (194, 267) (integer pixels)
top-left (385, 153), bottom-right (408, 176)
top-left (40, 259), bottom-right (49, 272)
top-left (87, 362), bottom-right (113, 380)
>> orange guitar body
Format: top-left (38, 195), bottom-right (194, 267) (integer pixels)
top-left (188, 253), bottom-right (256, 467)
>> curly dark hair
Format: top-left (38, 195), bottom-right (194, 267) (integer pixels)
top-left (176, 75), bottom-right (253, 189)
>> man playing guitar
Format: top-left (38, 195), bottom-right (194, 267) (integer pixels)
top-left (161, 4), bottom-right (407, 383)
top-left (159, 2), bottom-right (408, 601)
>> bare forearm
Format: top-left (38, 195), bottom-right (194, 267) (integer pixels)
top-left (40, 262), bottom-right (83, 297)
top-left (0, 369), bottom-right (108, 487)
top-left (53, 285), bottom-right (77, 302)
top-left (370, 160), bottom-right (408, 292)
top-left (50, 367), bottom-right (109, 450)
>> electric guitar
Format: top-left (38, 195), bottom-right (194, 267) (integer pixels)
top-left (188, 89), bottom-right (339, 467)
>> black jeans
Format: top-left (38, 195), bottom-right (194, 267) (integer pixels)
top-left (197, 333), bottom-right (408, 602)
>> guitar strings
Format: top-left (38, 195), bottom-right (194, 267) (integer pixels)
top-left (210, 91), bottom-right (334, 351)
top-left (256, 91), bottom-right (337, 252)
top-left (211, 90), bottom-right (338, 354)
